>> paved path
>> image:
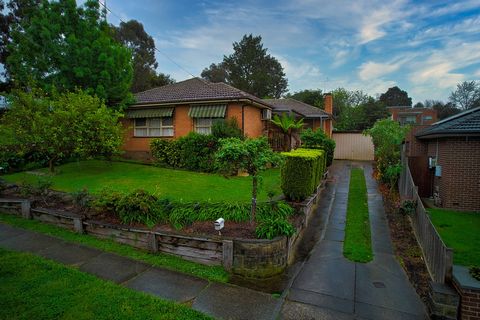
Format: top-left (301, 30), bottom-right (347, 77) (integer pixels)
top-left (0, 223), bottom-right (281, 320)
top-left (281, 160), bottom-right (426, 320)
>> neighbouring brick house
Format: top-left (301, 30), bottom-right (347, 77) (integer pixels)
top-left (388, 106), bottom-right (438, 125)
top-left (122, 78), bottom-right (334, 158)
top-left (410, 107), bottom-right (480, 211)
top-left (122, 78), bottom-right (274, 159)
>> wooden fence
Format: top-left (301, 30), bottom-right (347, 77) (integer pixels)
top-left (399, 157), bottom-right (453, 283)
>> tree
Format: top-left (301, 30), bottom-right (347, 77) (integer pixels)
top-left (271, 113), bottom-right (304, 151)
top-left (431, 101), bottom-right (461, 120)
top-left (379, 86), bottom-right (412, 107)
top-left (6, 0), bottom-right (133, 106)
top-left (413, 102), bottom-right (425, 108)
top-left (449, 81), bottom-right (480, 110)
top-left (202, 34), bottom-right (288, 98)
top-left (215, 137), bottom-right (281, 222)
top-left (358, 98), bottom-right (389, 129)
top-left (201, 63), bottom-right (227, 83)
top-left (112, 19), bottom-right (174, 93)
top-left (0, 89), bottom-right (124, 172)
top-left (285, 89), bottom-right (324, 108)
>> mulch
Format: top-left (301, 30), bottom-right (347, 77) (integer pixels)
top-left (378, 183), bottom-right (431, 303)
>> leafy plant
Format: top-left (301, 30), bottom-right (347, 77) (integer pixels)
top-left (211, 117), bottom-right (244, 140)
top-left (470, 266), bottom-right (480, 281)
top-left (91, 188), bottom-right (123, 214)
top-left (271, 113), bottom-right (304, 151)
top-left (300, 128), bottom-right (336, 167)
top-left (70, 188), bottom-right (92, 209)
top-left (115, 189), bottom-right (163, 227)
top-left (255, 216), bottom-right (295, 239)
top-left (399, 199), bottom-right (417, 216)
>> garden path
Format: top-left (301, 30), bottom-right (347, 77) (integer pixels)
top-left (280, 160), bottom-right (426, 319)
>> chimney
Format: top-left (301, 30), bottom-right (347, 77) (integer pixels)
top-left (324, 93), bottom-right (333, 115)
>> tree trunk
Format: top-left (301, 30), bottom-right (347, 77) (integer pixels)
top-left (250, 175), bottom-right (258, 224)
top-left (48, 158), bottom-right (55, 173)
top-left (283, 132), bottom-right (290, 151)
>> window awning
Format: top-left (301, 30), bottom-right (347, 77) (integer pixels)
top-left (126, 108), bottom-right (174, 118)
top-left (188, 104), bottom-right (226, 118)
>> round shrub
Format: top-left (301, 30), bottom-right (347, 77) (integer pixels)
top-left (115, 189), bottom-right (163, 227)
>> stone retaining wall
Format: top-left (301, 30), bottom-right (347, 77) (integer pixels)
top-left (0, 183), bottom-right (324, 279)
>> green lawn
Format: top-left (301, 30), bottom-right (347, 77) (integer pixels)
top-left (0, 248), bottom-right (211, 320)
top-left (0, 213), bottom-right (229, 283)
top-left (428, 208), bottom-right (480, 267)
top-left (343, 168), bottom-right (373, 263)
top-left (2, 160), bottom-right (281, 202)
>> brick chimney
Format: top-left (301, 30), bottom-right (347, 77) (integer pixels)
top-left (324, 93), bottom-right (333, 115)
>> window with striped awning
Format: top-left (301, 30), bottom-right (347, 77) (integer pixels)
top-left (188, 104), bottom-right (227, 118)
top-left (126, 108), bottom-right (174, 118)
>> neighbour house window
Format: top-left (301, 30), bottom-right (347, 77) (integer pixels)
top-left (134, 117), bottom-right (174, 137)
top-left (423, 115), bottom-right (433, 122)
top-left (194, 118), bottom-right (224, 135)
top-left (400, 116), bottom-right (417, 125)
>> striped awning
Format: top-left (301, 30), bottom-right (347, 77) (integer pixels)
top-left (126, 108), bottom-right (174, 118)
top-left (188, 104), bottom-right (226, 118)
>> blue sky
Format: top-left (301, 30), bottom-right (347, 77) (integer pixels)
top-left (105, 0), bottom-right (480, 103)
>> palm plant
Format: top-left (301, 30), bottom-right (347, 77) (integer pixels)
top-left (271, 113), bottom-right (304, 151)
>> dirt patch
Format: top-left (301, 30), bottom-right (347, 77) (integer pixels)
top-left (183, 221), bottom-right (257, 239)
top-left (378, 183), bottom-right (431, 303)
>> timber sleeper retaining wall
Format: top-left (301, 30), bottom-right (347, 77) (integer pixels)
top-left (0, 184), bottom-right (324, 279)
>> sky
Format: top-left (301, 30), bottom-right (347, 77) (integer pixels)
top-left (104, 0), bottom-right (480, 103)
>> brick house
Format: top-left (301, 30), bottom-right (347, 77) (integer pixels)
top-left (388, 106), bottom-right (437, 125)
top-left (122, 78), bottom-right (334, 158)
top-left (411, 107), bottom-right (480, 211)
top-left (122, 78), bottom-right (273, 159)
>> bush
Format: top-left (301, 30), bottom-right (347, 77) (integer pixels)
top-left (470, 266), bottom-right (480, 281)
top-left (211, 118), bottom-right (244, 140)
top-left (255, 216), bottom-right (295, 239)
top-left (281, 148), bottom-right (325, 201)
top-left (151, 132), bottom-right (218, 172)
top-left (300, 128), bottom-right (336, 167)
top-left (115, 189), bottom-right (163, 227)
top-left (70, 188), bottom-right (92, 209)
top-left (91, 188), bottom-right (123, 214)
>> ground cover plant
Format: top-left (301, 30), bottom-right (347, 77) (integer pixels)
top-left (0, 248), bottom-right (211, 320)
top-left (2, 160), bottom-right (281, 202)
top-left (0, 213), bottom-right (229, 282)
top-left (343, 168), bottom-right (373, 263)
top-left (428, 208), bottom-right (480, 267)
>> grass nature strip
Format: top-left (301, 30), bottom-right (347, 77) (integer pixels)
top-left (0, 248), bottom-right (212, 320)
top-left (343, 168), bottom-right (373, 263)
top-left (0, 213), bottom-right (229, 283)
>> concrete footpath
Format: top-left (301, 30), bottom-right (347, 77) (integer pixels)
top-left (0, 160), bottom-right (427, 320)
top-left (0, 223), bottom-right (281, 320)
top-left (281, 161), bottom-right (426, 320)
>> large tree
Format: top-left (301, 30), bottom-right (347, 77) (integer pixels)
top-left (202, 34), bottom-right (288, 98)
top-left (285, 89), bottom-right (324, 108)
top-left (379, 86), bottom-right (412, 107)
top-left (6, 0), bottom-right (132, 106)
top-left (112, 19), bottom-right (174, 93)
top-left (449, 81), bottom-right (480, 110)
top-left (201, 62), bottom-right (227, 83)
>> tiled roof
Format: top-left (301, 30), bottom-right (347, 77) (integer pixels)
top-left (416, 107), bottom-right (480, 138)
top-left (262, 98), bottom-right (331, 118)
top-left (132, 78), bottom-right (271, 109)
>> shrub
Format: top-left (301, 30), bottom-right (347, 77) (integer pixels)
top-left (470, 266), bottom-right (480, 281)
top-left (399, 199), bottom-right (417, 216)
top-left (300, 128), bottom-right (336, 167)
top-left (150, 139), bottom-right (182, 168)
top-left (281, 148), bottom-right (325, 201)
top-left (115, 189), bottom-right (163, 227)
top-left (70, 188), bottom-right (92, 208)
top-left (211, 118), bottom-right (244, 140)
top-left (91, 188), bottom-right (123, 214)
top-left (255, 216), bottom-right (295, 239)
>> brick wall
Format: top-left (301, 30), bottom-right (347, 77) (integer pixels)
top-left (388, 107), bottom-right (438, 125)
top-left (453, 280), bottom-right (480, 320)
top-left (426, 137), bottom-right (480, 211)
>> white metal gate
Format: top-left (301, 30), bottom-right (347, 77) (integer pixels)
top-left (332, 132), bottom-right (374, 161)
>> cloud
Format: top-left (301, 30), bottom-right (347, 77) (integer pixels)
top-left (358, 61), bottom-right (402, 81)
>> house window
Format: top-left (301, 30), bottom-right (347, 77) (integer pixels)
top-left (400, 116), bottom-right (417, 125)
top-left (194, 118), bottom-right (224, 135)
top-left (423, 115), bottom-right (433, 121)
top-left (134, 117), bottom-right (174, 137)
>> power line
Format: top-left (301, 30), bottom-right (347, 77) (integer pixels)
top-left (98, 1), bottom-right (196, 78)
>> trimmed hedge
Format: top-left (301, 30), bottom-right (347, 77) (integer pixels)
top-left (281, 148), bottom-right (325, 201)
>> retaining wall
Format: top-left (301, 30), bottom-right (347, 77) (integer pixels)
top-left (0, 184), bottom-right (323, 279)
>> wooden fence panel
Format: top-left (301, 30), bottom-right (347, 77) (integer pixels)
top-left (332, 132), bottom-right (374, 161)
top-left (399, 160), bottom-right (453, 283)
